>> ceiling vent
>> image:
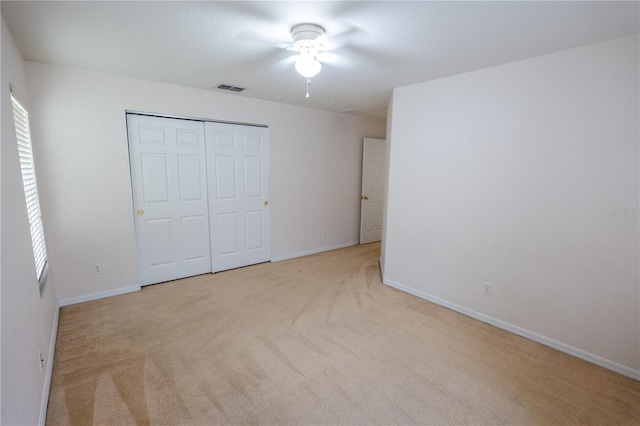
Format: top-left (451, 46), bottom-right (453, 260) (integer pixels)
top-left (216, 84), bottom-right (247, 92)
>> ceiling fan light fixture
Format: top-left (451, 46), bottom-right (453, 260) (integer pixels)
top-left (289, 24), bottom-right (325, 96)
top-left (295, 51), bottom-right (321, 78)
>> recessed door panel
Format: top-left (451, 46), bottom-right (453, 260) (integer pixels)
top-left (181, 215), bottom-right (207, 261)
top-left (243, 134), bottom-right (262, 149)
top-left (376, 160), bottom-right (385, 190)
top-left (245, 210), bottom-right (263, 250)
top-left (139, 126), bottom-right (166, 145)
top-left (366, 159), bottom-right (375, 192)
top-left (141, 154), bottom-right (169, 203)
top-left (377, 201), bottom-right (384, 229)
top-left (178, 155), bottom-right (202, 201)
top-left (366, 204), bottom-right (375, 233)
top-left (217, 213), bottom-right (239, 255)
top-left (214, 131), bottom-right (235, 147)
top-left (215, 156), bottom-right (237, 199)
top-left (146, 219), bottom-right (173, 267)
top-left (176, 129), bottom-right (200, 145)
top-left (244, 156), bottom-right (262, 198)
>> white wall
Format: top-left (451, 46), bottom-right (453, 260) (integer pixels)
top-left (384, 35), bottom-right (639, 375)
top-left (23, 62), bottom-right (386, 302)
top-left (1, 18), bottom-right (59, 425)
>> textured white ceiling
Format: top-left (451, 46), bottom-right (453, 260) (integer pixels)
top-left (2, 1), bottom-right (638, 119)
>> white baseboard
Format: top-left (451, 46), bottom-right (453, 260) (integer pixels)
top-left (271, 240), bottom-right (360, 262)
top-left (383, 278), bottom-right (640, 381)
top-left (39, 304), bottom-right (60, 426)
top-left (58, 285), bottom-right (141, 307)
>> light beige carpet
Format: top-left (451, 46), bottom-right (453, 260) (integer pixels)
top-left (46, 243), bottom-right (639, 425)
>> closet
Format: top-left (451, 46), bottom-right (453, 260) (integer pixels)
top-left (127, 113), bottom-right (270, 285)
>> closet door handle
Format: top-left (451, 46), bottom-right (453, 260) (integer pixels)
top-left (137, 209), bottom-right (144, 216)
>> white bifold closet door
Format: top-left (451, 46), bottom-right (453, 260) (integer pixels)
top-left (128, 114), bottom-right (211, 285)
top-left (128, 114), bottom-right (271, 285)
top-left (205, 122), bottom-right (270, 273)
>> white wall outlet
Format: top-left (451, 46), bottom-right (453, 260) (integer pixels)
top-left (92, 263), bottom-right (102, 275)
top-left (483, 282), bottom-right (493, 296)
top-left (322, 229), bottom-right (327, 236)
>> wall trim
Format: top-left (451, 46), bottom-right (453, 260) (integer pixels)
top-left (271, 240), bottom-right (360, 262)
top-left (58, 285), bottom-right (141, 307)
top-left (383, 278), bottom-right (640, 381)
top-left (39, 304), bottom-right (59, 426)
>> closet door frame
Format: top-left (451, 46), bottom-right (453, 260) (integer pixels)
top-left (127, 111), bottom-right (271, 284)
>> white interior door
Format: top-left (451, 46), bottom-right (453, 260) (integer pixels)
top-left (206, 122), bottom-right (270, 272)
top-left (127, 114), bottom-right (211, 285)
top-left (360, 138), bottom-right (387, 244)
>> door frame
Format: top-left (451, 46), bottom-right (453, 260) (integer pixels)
top-left (359, 137), bottom-right (387, 244)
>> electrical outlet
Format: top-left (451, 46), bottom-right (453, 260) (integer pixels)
top-left (92, 264), bottom-right (102, 275)
top-left (483, 282), bottom-right (493, 296)
top-left (322, 229), bottom-right (327, 236)
top-left (39, 351), bottom-right (44, 372)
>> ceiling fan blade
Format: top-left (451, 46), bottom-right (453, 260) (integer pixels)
top-left (237, 29), bottom-right (291, 49)
top-left (316, 51), bottom-right (350, 68)
top-left (333, 44), bottom-right (400, 67)
top-left (228, 47), bottom-right (298, 80)
top-left (274, 55), bottom-right (298, 69)
top-left (324, 25), bottom-right (366, 51)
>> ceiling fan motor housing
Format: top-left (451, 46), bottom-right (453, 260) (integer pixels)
top-left (291, 24), bottom-right (325, 51)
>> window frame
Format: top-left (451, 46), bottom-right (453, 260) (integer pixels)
top-left (10, 85), bottom-right (50, 291)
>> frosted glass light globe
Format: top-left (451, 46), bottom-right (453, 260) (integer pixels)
top-left (295, 53), bottom-right (321, 78)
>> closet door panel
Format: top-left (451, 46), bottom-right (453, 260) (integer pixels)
top-left (206, 122), bottom-right (270, 272)
top-left (128, 114), bottom-right (211, 285)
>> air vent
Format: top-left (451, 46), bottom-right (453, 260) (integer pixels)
top-left (216, 84), bottom-right (247, 93)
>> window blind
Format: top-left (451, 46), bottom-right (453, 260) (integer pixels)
top-left (11, 93), bottom-right (49, 282)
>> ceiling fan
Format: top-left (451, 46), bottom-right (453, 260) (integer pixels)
top-left (286, 24), bottom-right (327, 98)
top-left (232, 2), bottom-right (387, 100)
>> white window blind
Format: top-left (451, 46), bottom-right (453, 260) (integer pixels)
top-left (11, 93), bottom-right (49, 283)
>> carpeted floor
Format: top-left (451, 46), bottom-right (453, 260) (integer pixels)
top-left (46, 243), bottom-right (639, 425)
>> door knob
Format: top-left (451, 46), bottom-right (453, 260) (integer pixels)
top-left (361, 196), bottom-right (369, 200)
top-left (137, 209), bottom-right (144, 216)
top-left (264, 201), bottom-right (269, 206)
